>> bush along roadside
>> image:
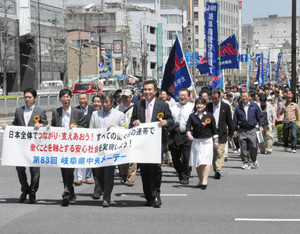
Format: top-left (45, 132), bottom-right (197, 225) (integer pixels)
top-left (277, 121), bottom-right (300, 144)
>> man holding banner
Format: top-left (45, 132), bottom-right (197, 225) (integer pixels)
top-left (47, 89), bottom-right (87, 207)
top-left (130, 80), bottom-right (173, 208)
top-left (89, 93), bottom-right (126, 207)
top-left (2, 88), bottom-right (48, 204)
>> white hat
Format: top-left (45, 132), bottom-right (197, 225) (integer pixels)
top-left (121, 89), bottom-right (132, 97)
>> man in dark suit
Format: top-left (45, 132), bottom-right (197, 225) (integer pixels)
top-left (2, 88), bottom-right (48, 204)
top-left (75, 93), bottom-right (94, 185)
top-left (130, 80), bottom-right (173, 208)
top-left (206, 90), bottom-right (234, 179)
top-left (47, 89), bottom-right (87, 207)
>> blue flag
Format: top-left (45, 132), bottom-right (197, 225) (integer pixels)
top-left (258, 52), bottom-right (264, 86)
top-left (246, 51), bottom-right (251, 91)
top-left (196, 35), bottom-right (239, 74)
top-left (161, 36), bottom-right (192, 101)
top-left (219, 34), bottom-right (239, 69)
top-left (205, 2), bottom-right (219, 77)
top-left (276, 52), bottom-right (283, 82)
top-left (196, 56), bottom-right (210, 74)
top-left (265, 49), bottom-right (270, 82)
top-left (210, 73), bottom-right (223, 90)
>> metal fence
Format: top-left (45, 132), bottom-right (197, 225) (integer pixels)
top-left (0, 93), bottom-right (99, 116)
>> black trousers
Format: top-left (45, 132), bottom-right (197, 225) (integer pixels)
top-left (94, 166), bottom-right (115, 203)
top-left (92, 168), bottom-right (102, 196)
top-left (60, 168), bottom-right (75, 198)
top-left (139, 163), bottom-right (162, 202)
top-left (16, 167), bottom-right (40, 194)
top-left (170, 138), bottom-right (192, 181)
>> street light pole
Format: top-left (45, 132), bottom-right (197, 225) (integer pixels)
top-left (291, 0), bottom-right (297, 102)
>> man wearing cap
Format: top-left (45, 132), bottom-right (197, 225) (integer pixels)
top-left (280, 93), bottom-right (300, 153)
top-left (116, 89), bottom-right (136, 186)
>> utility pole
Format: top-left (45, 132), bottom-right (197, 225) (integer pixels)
top-left (291, 0), bottom-right (297, 102)
top-left (239, 0), bottom-right (242, 85)
top-left (191, 0), bottom-right (195, 82)
top-left (38, 0), bottom-right (42, 89)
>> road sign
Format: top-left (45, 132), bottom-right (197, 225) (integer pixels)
top-left (98, 62), bottom-right (103, 68)
top-left (184, 52), bottom-right (198, 66)
top-left (240, 54), bottom-right (248, 62)
top-left (113, 40), bottom-right (123, 54)
top-left (255, 54), bottom-right (261, 62)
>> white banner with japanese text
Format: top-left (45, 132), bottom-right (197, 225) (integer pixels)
top-left (1, 123), bottom-right (162, 168)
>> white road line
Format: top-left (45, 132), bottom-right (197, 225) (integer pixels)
top-left (248, 194), bottom-right (300, 197)
top-left (120, 193), bottom-right (187, 197)
top-left (235, 218), bottom-right (300, 222)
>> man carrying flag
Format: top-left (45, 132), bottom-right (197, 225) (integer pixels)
top-left (161, 36), bottom-right (194, 101)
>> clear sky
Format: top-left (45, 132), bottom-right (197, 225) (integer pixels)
top-left (242, 0), bottom-right (300, 24)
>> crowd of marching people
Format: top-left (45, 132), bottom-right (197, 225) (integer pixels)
top-left (1, 81), bottom-right (300, 208)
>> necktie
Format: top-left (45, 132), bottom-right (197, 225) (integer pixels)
top-left (146, 103), bottom-right (152, 123)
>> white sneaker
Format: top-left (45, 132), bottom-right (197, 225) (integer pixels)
top-left (241, 162), bottom-right (251, 170)
top-left (292, 149), bottom-right (297, 153)
top-left (253, 161), bottom-right (259, 168)
top-left (233, 150), bottom-right (237, 154)
top-left (284, 147), bottom-right (288, 152)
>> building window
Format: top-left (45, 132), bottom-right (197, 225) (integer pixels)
top-left (150, 62), bottom-right (156, 69)
top-left (195, 25), bottom-right (199, 34)
top-left (167, 31), bottom-right (176, 40)
top-left (150, 44), bottom-right (156, 52)
top-left (150, 26), bottom-right (156, 34)
top-left (115, 59), bottom-right (121, 71)
top-left (194, 12), bottom-right (198, 20)
top-left (194, 0), bottom-right (198, 6)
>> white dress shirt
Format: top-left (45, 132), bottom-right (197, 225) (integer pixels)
top-left (80, 105), bottom-right (88, 116)
top-left (243, 102), bottom-right (250, 121)
top-left (171, 102), bottom-right (194, 132)
top-left (62, 106), bottom-right (71, 127)
top-left (24, 104), bottom-right (35, 126)
top-left (213, 101), bottom-right (221, 129)
top-left (145, 99), bottom-right (155, 122)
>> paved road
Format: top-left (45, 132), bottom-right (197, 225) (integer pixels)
top-left (0, 132), bottom-right (300, 234)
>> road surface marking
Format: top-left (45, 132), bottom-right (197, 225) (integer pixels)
top-left (119, 193), bottom-right (187, 197)
top-left (248, 194), bottom-right (300, 197)
top-left (235, 218), bottom-right (300, 222)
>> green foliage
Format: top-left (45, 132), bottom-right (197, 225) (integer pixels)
top-left (277, 121), bottom-right (300, 144)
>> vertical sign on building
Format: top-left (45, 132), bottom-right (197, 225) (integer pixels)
top-left (205, 2), bottom-right (219, 77)
top-left (19, 0), bottom-right (31, 36)
top-left (157, 23), bottom-right (163, 70)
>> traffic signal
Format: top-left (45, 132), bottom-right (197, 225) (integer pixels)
top-left (106, 51), bottom-right (112, 77)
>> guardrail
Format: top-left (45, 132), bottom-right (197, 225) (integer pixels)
top-left (0, 93), bottom-right (99, 116)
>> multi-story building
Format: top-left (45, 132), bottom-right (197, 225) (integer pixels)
top-left (0, 0), bottom-right (66, 93)
top-left (65, 0), bottom-right (186, 84)
top-left (193, 0), bottom-right (239, 57)
top-left (251, 15), bottom-right (300, 64)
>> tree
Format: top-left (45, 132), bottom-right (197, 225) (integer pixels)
top-left (120, 7), bottom-right (132, 75)
top-left (0, 0), bottom-right (16, 95)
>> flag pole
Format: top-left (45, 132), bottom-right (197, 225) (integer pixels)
top-left (218, 0), bottom-right (222, 91)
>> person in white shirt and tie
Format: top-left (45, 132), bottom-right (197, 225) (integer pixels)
top-left (169, 88), bottom-right (194, 184)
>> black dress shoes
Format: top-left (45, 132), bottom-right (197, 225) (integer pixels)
top-left (103, 200), bottom-right (110, 208)
top-left (19, 192), bottom-right (27, 203)
top-left (92, 193), bottom-right (101, 200)
top-left (62, 197), bottom-right (70, 207)
top-left (143, 200), bottom-right (153, 207)
top-left (29, 193), bottom-right (36, 204)
top-left (152, 196), bottom-right (162, 208)
top-left (200, 184), bottom-right (207, 190)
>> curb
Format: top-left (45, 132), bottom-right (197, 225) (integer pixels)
top-left (273, 141), bottom-right (300, 150)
